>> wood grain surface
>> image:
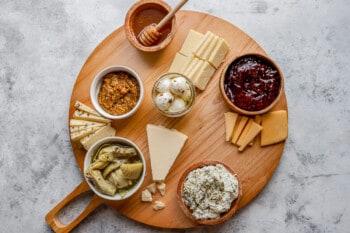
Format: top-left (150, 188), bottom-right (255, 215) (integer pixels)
top-left (53, 10), bottom-right (288, 230)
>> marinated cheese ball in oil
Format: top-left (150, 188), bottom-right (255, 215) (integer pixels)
top-left (170, 76), bottom-right (188, 95)
top-left (156, 77), bottom-right (171, 93)
top-left (168, 97), bottom-right (186, 113)
top-left (180, 84), bottom-right (192, 102)
top-left (155, 92), bottom-right (174, 111)
top-left (152, 73), bottom-right (195, 117)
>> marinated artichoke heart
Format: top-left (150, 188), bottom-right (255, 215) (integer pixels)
top-left (85, 143), bottom-right (143, 196)
top-left (182, 164), bottom-right (239, 220)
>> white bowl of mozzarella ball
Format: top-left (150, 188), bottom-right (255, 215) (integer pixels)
top-left (152, 73), bottom-right (196, 117)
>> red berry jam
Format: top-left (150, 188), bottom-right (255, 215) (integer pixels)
top-left (224, 55), bottom-right (281, 111)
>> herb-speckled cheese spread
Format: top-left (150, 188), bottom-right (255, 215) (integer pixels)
top-left (182, 164), bottom-right (239, 220)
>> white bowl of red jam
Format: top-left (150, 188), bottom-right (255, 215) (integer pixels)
top-left (220, 54), bottom-right (284, 115)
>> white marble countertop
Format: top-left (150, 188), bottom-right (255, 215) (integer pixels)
top-left (1, 0), bottom-right (349, 232)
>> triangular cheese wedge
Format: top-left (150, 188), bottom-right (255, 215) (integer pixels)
top-left (69, 119), bottom-right (106, 127)
top-left (73, 110), bottom-right (111, 123)
top-left (70, 125), bottom-right (103, 134)
top-left (236, 119), bottom-right (254, 147)
top-left (146, 124), bottom-right (188, 181)
top-left (74, 101), bottom-right (101, 117)
top-left (238, 121), bottom-right (262, 152)
top-left (80, 125), bottom-right (116, 150)
top-left (231, 116), bottom-right (249, 144)
top-left (70, 126), bottom-right (103, 142)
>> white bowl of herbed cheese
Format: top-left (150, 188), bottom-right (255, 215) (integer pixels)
top-left (177, 161), bottom-right (242, 225)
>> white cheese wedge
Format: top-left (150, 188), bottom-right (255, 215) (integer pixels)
top-left (168, 53), bottom-right (188, 74)
top-left (146, 124), bottom-right (188, 181)
top-left (192, 61), bottom-right (216, 90)
top-left (70, 126), bottom-right (103, 142)
top-left (73, 110), bottom-right (111, 123)
top-left (74, 101), bottom-right (101, 117)
top-left (79, 130), bottom-right (97, 146)
top-left (69, 125), bottom-right (103, 134)
top-left (193, 31), bottom-right (212, 57)
top-left (69, 119), bottom-right (106, 127)
top-left (80, 125), bottom-right (116, 150)
top-left (208, 38), bottom-right (230, 69)
top-left (179, 30), bottom-right (204, 56)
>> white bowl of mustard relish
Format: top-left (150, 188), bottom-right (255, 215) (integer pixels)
top-left (90, 65), bottom-right (144, 120)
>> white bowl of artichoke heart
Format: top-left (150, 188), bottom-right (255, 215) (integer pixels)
top-left (84, 136), bottom-right (146, 200)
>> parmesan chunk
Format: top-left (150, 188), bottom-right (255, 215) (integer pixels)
top-left (146, 183), bottom-right (157, 194)
top-left (157, 182), bottom-right (166, 196)
top-left (141, 189), bottom-right (153, 202)
top-left (153, 201), bottom-right (165, 211)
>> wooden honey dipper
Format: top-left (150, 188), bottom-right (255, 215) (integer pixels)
top-left (138, 0), bottom-right (188, 46)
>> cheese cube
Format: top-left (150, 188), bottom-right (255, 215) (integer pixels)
top-left (179, 30), bottom-right (204, 56)
top-left (261, 110), bottom-right (288, 146)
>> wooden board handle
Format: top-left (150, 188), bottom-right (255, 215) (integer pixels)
top-left (45, 180), bottom-right (104, 233)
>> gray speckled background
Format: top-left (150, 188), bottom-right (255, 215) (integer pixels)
top-left (1, 0), bottom-right (349, 232)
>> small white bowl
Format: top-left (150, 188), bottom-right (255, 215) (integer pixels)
top-left (84, 136), bottom-right (146, 201)
top-left (90, 66), bottom-right (144, 120)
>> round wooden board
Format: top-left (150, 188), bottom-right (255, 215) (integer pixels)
top-left (69, 10), bottom-right (287, 229)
